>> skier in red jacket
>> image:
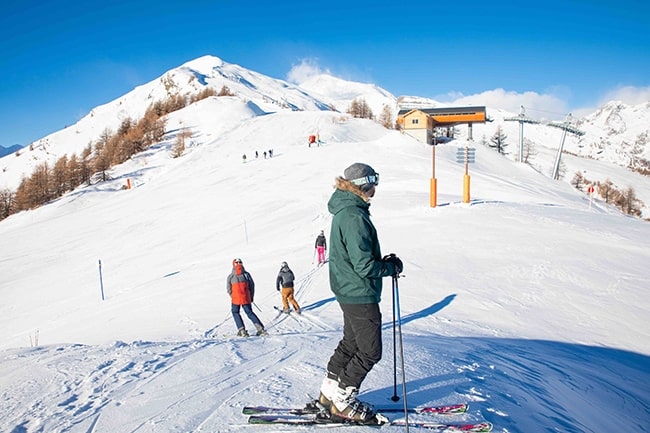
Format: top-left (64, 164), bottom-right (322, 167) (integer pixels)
top-left (226, 258), bottom-right (267, 337)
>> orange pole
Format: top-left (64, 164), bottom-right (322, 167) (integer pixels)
top-left (430, 178), bottom-right (437, 207)
top-left (430, 144), bottom-right (437, 207)
top-left (463, 174), bottom-right (470, 203)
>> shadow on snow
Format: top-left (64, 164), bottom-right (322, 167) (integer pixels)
top-left (368, 336), bottom-right (650, 433)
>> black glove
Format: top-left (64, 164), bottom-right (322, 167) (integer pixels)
top-left (382, 253), bottom-right (403, 276)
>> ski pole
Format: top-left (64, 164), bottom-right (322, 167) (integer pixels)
top-left (393, 274), bottom-right (409, 432)
top-left (391, 280), bottom-right (399, 401)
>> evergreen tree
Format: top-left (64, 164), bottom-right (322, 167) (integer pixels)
top-left (489, 126), bottom-right (508, 154)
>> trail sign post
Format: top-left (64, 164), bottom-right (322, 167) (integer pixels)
top-left (456, 146), bottom-right (476, 203)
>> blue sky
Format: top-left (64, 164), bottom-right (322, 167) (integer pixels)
top-left (1, 0), bottom-right (649, 148)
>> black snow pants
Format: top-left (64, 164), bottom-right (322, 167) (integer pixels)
top-left (327, 303), bottom-right (382, 389)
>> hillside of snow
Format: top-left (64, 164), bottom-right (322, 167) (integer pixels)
top-left (459, 107), bottom-right (650, 218)
top-left (298, 73), bottom-right (396, 118)
top-left (0, 55), bottom-right (331, 190)
top-left (3, 55), bottom-right (649, 221)
top-left (1, 94), bottom-right (649, 433)
top-left (575, 101), bottom-right (650, 163)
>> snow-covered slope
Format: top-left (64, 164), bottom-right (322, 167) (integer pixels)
top-left (0, 101), bottom-right (648, 432)
top-left (574, 100), bottom-right (650, 164)
top-left (299, 73), bottom-right (397, 118)
top-left (460, 107), bottom-right (650, 218)
top-left (2, 55), bottom-right (649, 220)
top-left (0, 55), bottom-right (331, 190)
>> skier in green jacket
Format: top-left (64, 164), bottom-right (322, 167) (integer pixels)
top-left (316, 162), bottom-right (403, 424)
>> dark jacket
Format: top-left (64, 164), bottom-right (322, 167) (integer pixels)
top-left (276, 265), bottom-right (295, 290)
top-left (327, 178), bottom-right (395, 304)
top-left (315, 233), bottom-right (327, 249)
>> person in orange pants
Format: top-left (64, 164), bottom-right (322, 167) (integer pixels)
top-left (276, 262), bottom-right (300, 313)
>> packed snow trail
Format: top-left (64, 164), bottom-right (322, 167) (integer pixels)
top-left (2, 329), bottom-right (648, 432)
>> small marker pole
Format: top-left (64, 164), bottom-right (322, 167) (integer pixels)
top-left (98, 259), bottom-right (105, 301)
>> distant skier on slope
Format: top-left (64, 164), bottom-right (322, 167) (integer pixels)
top-left (226, 258), bottom-right (268, 337)
top-left (276, 261), bottom-right (300, 314)
top-left (314, 230), bottom-right (327, 265)
top-left (316, 162), bottom-right (403, 424)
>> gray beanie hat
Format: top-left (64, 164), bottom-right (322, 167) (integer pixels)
top-left (344, 163), bottom-right (379, 192)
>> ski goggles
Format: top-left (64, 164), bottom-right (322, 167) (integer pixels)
top-left (350, 173), bottom-right (379, 187)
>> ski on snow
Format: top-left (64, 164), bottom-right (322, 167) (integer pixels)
top-left (273, 305), bottom-right (302, 315)
top-left (391, 419), bottom-right (493, 431)
top-left (243, 401), bottom-right (491, 431)
top-left (247, 414), bottom-right (493, 431)
top-left (243, 402), bottom-right (468, 416)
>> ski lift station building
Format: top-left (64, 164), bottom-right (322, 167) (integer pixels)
top-left (397, 106), bottom-right (487, 144)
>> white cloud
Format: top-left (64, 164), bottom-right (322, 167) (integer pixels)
top-left (571, 85), bottom-right (650, 119)
top-left (599, 85), bottom-right (650, 106)
top-left (441, 85), bottom-right (650, 121)
top-left (286, 58), bottom-right (331, 85)
top-left (439, 88), bottom-right (569, 120)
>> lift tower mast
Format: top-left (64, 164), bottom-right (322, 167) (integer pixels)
top-left (504, 105), bottom-right (541, 163)
top-left (548, 113), bottom-right (585, 180)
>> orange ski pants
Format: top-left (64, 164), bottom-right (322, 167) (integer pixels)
top-left (281, 287), bottom-right (300, 311)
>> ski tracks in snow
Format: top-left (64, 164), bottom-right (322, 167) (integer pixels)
top-left (1, 340), bottom-right (214, 432)
top-left (0, 264), bottom-right (338, 433)
top-left (265, 263), bottom-right (336, 335)
top-left (0, 336), bottom-right (317, 433)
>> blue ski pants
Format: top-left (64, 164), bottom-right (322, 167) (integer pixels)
top-left (231, 303), bottom-right (263, 331)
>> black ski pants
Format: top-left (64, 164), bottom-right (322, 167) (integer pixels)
top-left (327, 303), bottom-right (382, 389)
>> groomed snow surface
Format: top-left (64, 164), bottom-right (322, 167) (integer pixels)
top-left (1, 107), bottom-right (648, 432)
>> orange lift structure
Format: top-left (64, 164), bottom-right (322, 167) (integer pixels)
top-left (397, 106), bottom-right (487, 206)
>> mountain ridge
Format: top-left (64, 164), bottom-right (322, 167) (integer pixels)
top-left (0, 144), bottom-right (23, 158)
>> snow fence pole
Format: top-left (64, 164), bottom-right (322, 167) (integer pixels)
top-left (98, 259), bottom-right (105, 301)
top-left (393, 274), bottom-right (409, 431)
